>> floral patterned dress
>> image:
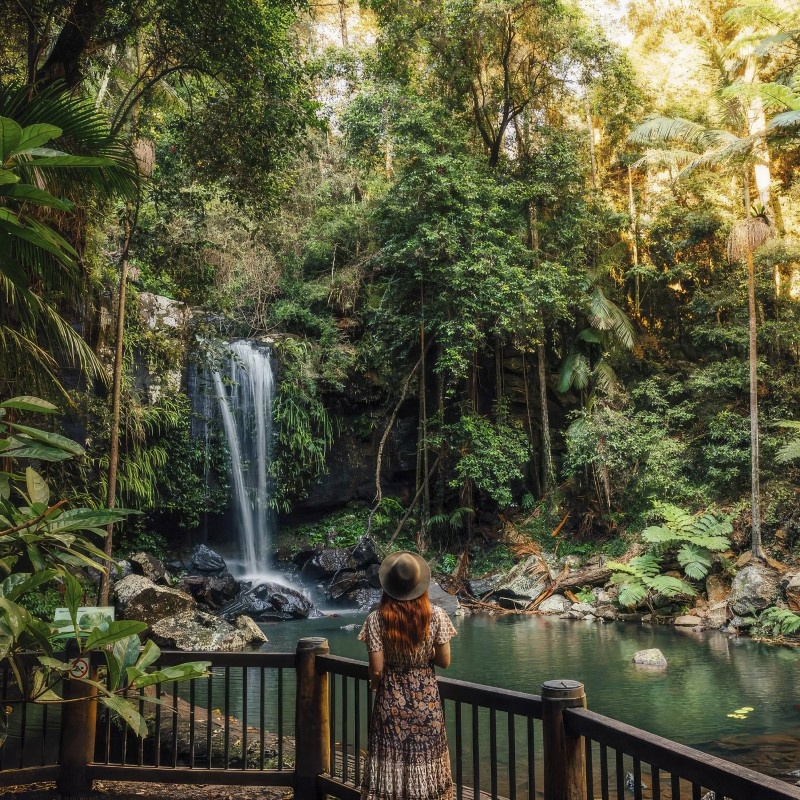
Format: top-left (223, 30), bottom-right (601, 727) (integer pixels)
top-left (358, 605), bottom-right (458, 800)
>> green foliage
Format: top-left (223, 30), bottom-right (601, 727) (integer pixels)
top-left (469, 545), bottom-right (516, 577)
top-left (444, 403), bottom-right (530, 509)
top-left (285, 501), bottom-right (404, 550)
top-left (608, 554), bottom-right (697, 611)
top-left (641, 503), bottom-right (732, 580)
top-left (0, 88), bottom-right (136, 393)
top-left (270, 339), bottom-right (336, 511)
top-left (745, 607), bottom-right (800, 640)
top-left (0, 397), bottom-right (210, 744)
top-left (775, 421), bottom-right (800, 464)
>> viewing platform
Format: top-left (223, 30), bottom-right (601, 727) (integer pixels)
top-left (1, 638), bottom-right (798, 800)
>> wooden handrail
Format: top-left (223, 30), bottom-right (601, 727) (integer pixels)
top-left (566, 706), bottom-right (800, 800)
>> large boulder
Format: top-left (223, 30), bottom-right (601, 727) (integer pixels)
top-left (129, 551), bottom-right (168, 584)
top-left (491, 556), bottom-right (549, 610)
top-left (221, 581), bottom-right (319, 622)
top-left (191, 544), bottom-right (228, 575)
top-left (328, 570), bottom-right (369, 601)
top-left (537, 594), bottom-right (572, 615)
top-left (114, 575), bottom-right (195, 626)
top-left (178, 573), bottom-right (241, 609)
top-left (150, 610), bottom-right (250, 651)
top-left (633, 648), bottom-right (667, 667)
top-left (300, 540), bottom-right (380, 581)
top-left (782, 573), bottom-right (800, 613)
top-left (728, 563), bottom-right (780, 616)
top-left (467, 572), bottom-right (505, 599)
top-left (429, 582), bottom-right (459, 616)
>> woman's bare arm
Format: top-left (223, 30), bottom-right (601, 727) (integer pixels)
top-left (368, 650), bottom-right (384, 689)
top-left (432, 641), bottom-right (451, 669)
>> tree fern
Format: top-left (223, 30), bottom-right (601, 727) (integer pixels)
top-left (775, 421), bottom-right (800, 463)
top-left (609, 554), bottom-right (696, 611)
top-left (751, 607), bottom-right (800, 639)
top-left (641, 503), bottom-right (732, 581)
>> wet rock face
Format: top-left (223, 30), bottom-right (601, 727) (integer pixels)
top-left (729, 563), bottom-right (780, 616)
top-left (114, 575), bottom-right (195, 626)
top-left (191, 544), bottom-right (228, 574)
top-left (783, 573), bottom-right (800, 613)
top-left (129, 552), bottom-right (169, 584)
top-left (299, 539), bottom-right (380, 581)
top-left (221, 581), bottom-right (319, 622)
top-left (150, 610), bottom-right (252, 651)
top-left (178, 573), bottom-right (240, 609)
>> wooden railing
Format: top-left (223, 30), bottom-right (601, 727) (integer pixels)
top-left (1, 637), bottom-right (799, 800)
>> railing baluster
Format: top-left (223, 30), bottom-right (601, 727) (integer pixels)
top-left (633, 757), bottom-right (643, 800)
top-left (585, 738), bottom-right (594, 800)
top-left (260, 666), bottom-right (266, 770)
top-left (241, 666), bottom-right (248, 770)
top-left (599, 744), bottom-right (609, 800)
top-left (138, 686), bottom-right (145, 767)
top-left (651, 765), bottom-right (661, 800)
top-left (615, 750), bottom-right (624, 800)
top-left (224, 666), bottom-right (231, 768)
top-left (507, 712), bottom-right (516, 800)
top-left (103, 685), bottom-right (112, 764)
top-left (19, 686), bottom-right (27, 768)
top-left (671, 772), bottom-right (680, 800)
top-left (490, 707), bottom-right (498, 800)
top-left (206, 671), bottom-right (213, 769)
top-left (171, 680), bottom-right (179, 768)
top-left (354, 675), bottom-right (361, 788)
top-left (277, 667), bottom-right (284, 769)
top-left (189, 677), bottom-right (196, 769)
top-left (342, 674), bottom-right (349, 783)
top-left (472, 704), bottom-right (480, 800)
top-left (455, 700), bottom-right (463, 800)
top-left (40, 703), bottom-right (48, 766)
top-left (0, 666), bottom-right (6, 771)
top-left (329, 670), bottom-right (336, 777)
top-left (527, 715), bottom-right (534, 800)
top-left (155, 680), bottom-right (162, 768)
top-left (691, 784), bottom-right (701, 800)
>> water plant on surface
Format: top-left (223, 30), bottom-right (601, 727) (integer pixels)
top-left (0, 396), bottom-right (209, 745)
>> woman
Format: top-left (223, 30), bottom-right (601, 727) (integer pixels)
top-left (358, 550), bottom-right (457, 800)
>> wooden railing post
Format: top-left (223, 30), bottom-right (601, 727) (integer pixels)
top-left (295, 637), bottom-right (330, 800)
top-left (57, 646), bottom-right (98, 796)
top-left (541, 679), bottom-right (587, 800)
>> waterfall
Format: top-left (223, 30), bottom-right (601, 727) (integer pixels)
top-left (211, 340), bottom-right (276, 578)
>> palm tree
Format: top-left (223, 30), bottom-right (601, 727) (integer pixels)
top-left (0, 84), bottom-right (137, 395)
top-left (627, 42), bottom-right (782, 558)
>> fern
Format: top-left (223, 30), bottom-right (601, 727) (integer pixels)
top-left (756, 607), bottom-right (800, 638)
top-left (609, 554), bottom-right (695, 610)
top-left (650, 575), bottom-right (697, 599)
top-left (641, 503), bottom-right (731, 581)
top-left (677, 545), bottom-right (712, 581)
top-left (775, 421), bottom-right (800, 464)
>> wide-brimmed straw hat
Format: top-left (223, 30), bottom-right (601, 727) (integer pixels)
top-left (379, 551), bottom-right (431, 601)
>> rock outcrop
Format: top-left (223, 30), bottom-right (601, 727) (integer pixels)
top-left (633, 648), bottom-right (667, 667)
top-left (114, 575), bottom-right (195, 626)
top-left (728, 563), bottom-right (780, 616)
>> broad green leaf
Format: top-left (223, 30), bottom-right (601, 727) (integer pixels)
top-left (6, 423), bottom-right (84, 456)
top-left (134, 639), bottom-right (161, 672)
top-left (0, 597), bottom-right (31, 639)
top-left (0, 169), bottom-right (20, 186)
top-left (19, 155), bottom-right (116, 168)
top-left (100, 694), bottom-right (148, 737)
top-left (2, 569), bottom-right (57, 601)
top-left (25, 468), bottom-right (49, 506)
top-left (47, 508), bottom-right (133, 532)
top-left (38, 656), bottom-right (73, 671)
top-left (1, 184), bottom-right (72, 211)
top-left (129, 661), bottom-right (211, 689)
top-left (0, 118), bottom-right (23, 162)
top-left (105, 634), bottom-right (142, 691)
top-left (3, 438), bottom-right (74, 462)
top-left (0, 397), bottom-right (57, 413)
top-left (63, 572), bottom-right (83, 631)
top-left (8, 124), bottom-right (62, 157)
top-left (83, 620), bottom-right (147, 651)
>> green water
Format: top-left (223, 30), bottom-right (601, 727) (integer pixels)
top-left (259, 612), bottom-right (800, 775)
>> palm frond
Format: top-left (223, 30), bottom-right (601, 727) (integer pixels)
top-left (589, 288), bottom-right (635, 349)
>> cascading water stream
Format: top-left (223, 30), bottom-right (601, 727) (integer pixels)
top-left (211, 340), bottom-right (276, 579)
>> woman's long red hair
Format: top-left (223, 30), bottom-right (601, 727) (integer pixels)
top-left (380, 591), bottom-right (431, 655)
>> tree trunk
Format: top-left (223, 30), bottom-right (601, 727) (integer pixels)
top-left (742, 172), bottom-right (764, 560)
top-left (98, 208), bottom-right (132, 605)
